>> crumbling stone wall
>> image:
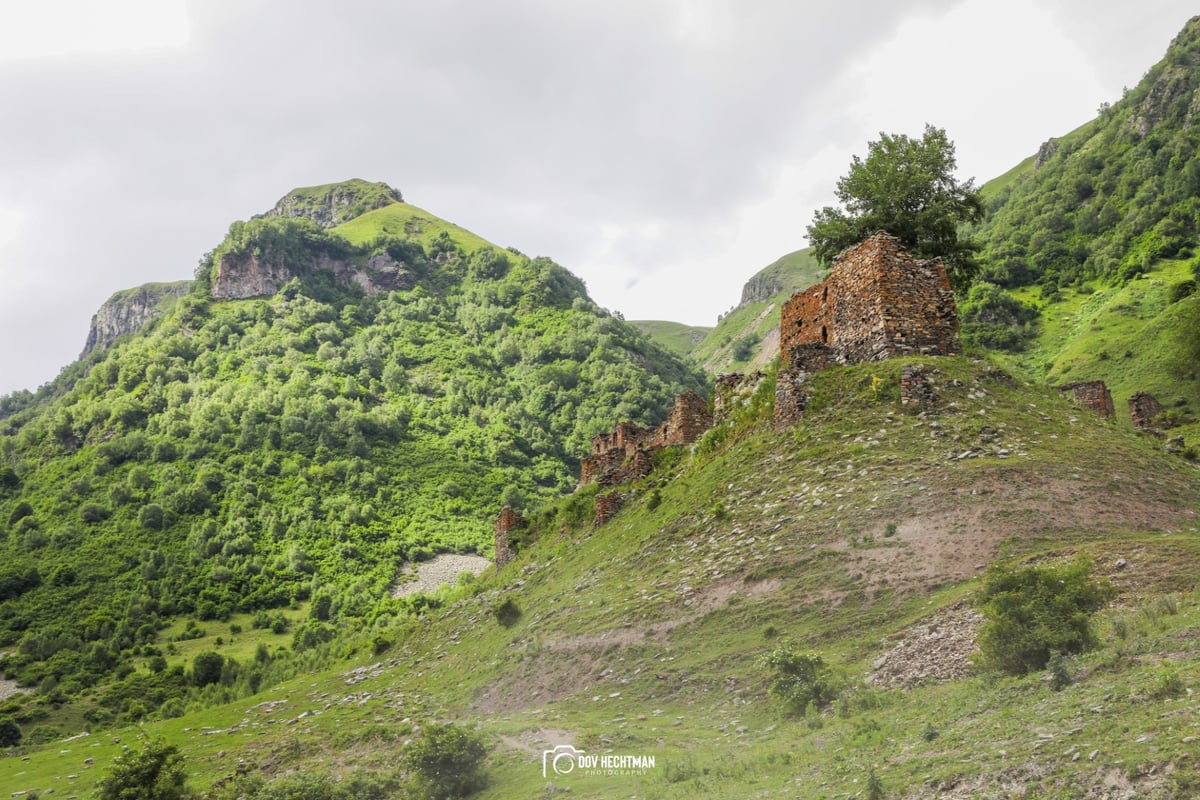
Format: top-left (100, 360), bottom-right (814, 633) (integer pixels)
top-left (594, 491), bottom-right (625, 526)
top-left (580, 391), bottom-right (711, 488)
top-left (774, 369), bottom-right (810, 424)
top-left (493, 507), bottom-right (525, 569)
top-left (1129, 391), bottom-right (1166, 432)
top-left (1060, 381), bottom-right (1115, 418)
top-left (779, 232), bottom-right (960, 370)
top-left (900, 364), bottom-right (938, 408)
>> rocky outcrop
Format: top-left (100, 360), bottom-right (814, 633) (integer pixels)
top-left (211, 251), bottom-right (414, 300)
top-left (737, 271), bottom-right (784, 307)
top-left (257, 180), bottom-right (403, 229)
top-left (82, 281), bottom-right (191, 357)
top-left (1033, 138), bottom-right (1059, 170)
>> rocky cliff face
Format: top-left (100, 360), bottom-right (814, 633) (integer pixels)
top-left (211, 251), bottom-right (414, 300)
top-left (737, 271), bottom-right (784, 307)
top-left (82, 281), bottom-right (191, 357)
top-left (257, 180), bottom-right (403, 229)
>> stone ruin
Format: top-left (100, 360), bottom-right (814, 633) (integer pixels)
top-left (779, 232), bottom-right (960, 371)
top-left (488, 231), bottom-right (1188, 549)
top-left (775, 232), bottom-right (961, 423)
top-left (594, 491), bottom-right (626, 527)
top-left (1059, 380), bottom-right (1116, 418)
top-left (1129, 391), bottom-right (1166, 433)
top-left (493, 507), bottom-right (525, 569)
top-left (579, 391), bottom-right (711, 488)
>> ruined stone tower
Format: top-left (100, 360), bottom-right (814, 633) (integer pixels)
top-left (779, 232), bottom-right (960, 371)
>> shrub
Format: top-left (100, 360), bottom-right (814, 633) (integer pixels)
top-left (976, 558), bottom-right (1114, 675)
top-left (757, 641), bottom-right (837, 715)
top-left (493, 598), bottom-right (521, 628)
top-left (402, 721), bottom-right (488, 799)
top-left (94, 739), bottom-right (189, 800)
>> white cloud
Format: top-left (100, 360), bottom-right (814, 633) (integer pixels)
top-left (0, 0), bottom-right (189, 62)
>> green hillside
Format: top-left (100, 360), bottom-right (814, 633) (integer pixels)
top-left (5, 357), bottom-right (1197, 798)
top-left (967, 16), bottom-right (1200, 431)
top-left (628, 320), bottom-right (712, 361)
top-left (0, 181), bottom-right (705, 739)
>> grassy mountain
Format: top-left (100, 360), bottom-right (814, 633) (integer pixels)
top-left (4, 357), bottom-right (1197, 798)
top-left (0, 181), bottom-right (704, 734)
top-left (628, 320), bottom-right (712, 361)
top-left (965, 16), bottom-right (1200, 442)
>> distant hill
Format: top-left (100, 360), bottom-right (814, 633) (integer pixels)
top-left (628, 320), bottom-right (712, 360)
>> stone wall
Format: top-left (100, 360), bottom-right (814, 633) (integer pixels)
top-left (652, 391), bottom-right (711, 448)
top-left (493, 507), bottom-right (525, 569)
top-left (1061, 381), bottom-right (1115, 418)
top-left (580, 392), bottom-right (711, 488)
top-left (1129, 391), bottom-right (1166, 432)
top-left (900, 364), bottom-right (938, 408)
top-left (594, 491), bottom-right (625, 526)
top-left (780, 232), bottom-right (959, 370)
top-left (774, 369), bottom-right (811, 425)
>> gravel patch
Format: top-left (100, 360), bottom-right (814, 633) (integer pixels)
top-left (392, 554), bottom-right (492, 598)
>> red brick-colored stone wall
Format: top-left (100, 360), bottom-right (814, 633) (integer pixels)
top-left (1060, 381), bottom-right (1115, 418)
top-left (1129, 391), bottom-right (1166, 431)
top-left (780, 232), bottom-right (959, 370)
top-left (651, 391), bottom-right (711, 448)
top-left (579, 391), bottom-right (712, 488)
top-left (493, 507), bottom-right (525, 569)
top-left (594, 491), bottom-right (625, 526)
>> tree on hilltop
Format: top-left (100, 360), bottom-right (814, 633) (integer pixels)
top-left (807, 124), bottom-right (984, 293)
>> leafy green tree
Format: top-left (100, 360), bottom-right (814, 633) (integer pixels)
top-left (402, 722), bottom-right (488, 799)
top-left (95, 739), bottom-right (189, 800)
top-left (976, 558), bottom-right (1115, 675)
top-left (807, 124), bottom-right (984, 292)
top-left (757, 641), bottom-right (837, 715)
top-left (191, 651), bottom-right (224, 687)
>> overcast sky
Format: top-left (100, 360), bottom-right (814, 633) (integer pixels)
top-left (0, 0), bottom-right (1195, 395)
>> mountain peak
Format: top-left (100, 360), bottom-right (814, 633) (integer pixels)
top-left (257, 178), bottom-right (403, 228)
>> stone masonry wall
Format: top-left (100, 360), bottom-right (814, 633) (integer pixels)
top-left (580, 392), bottom-right (711, 488)
top-left (1061, 380), bottom-right (1116, 418)
top-left (780, 232), bottom-right (959, 370)
top-left (493, 507), bottom-right (525, 568)
top-left (1129, 391), bottom-right (1166, 432)
top-left (594, 491), bottom-right (625, 526)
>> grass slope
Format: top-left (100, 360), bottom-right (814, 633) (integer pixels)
top-left (992, 257), bottom-right (1200, 445)
top-left (333, 201), bottom-right (497, 255)
top-left (629, 321), bottom-right (712, 361)
top-left (7, 357), bottom-right (1197, 798)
